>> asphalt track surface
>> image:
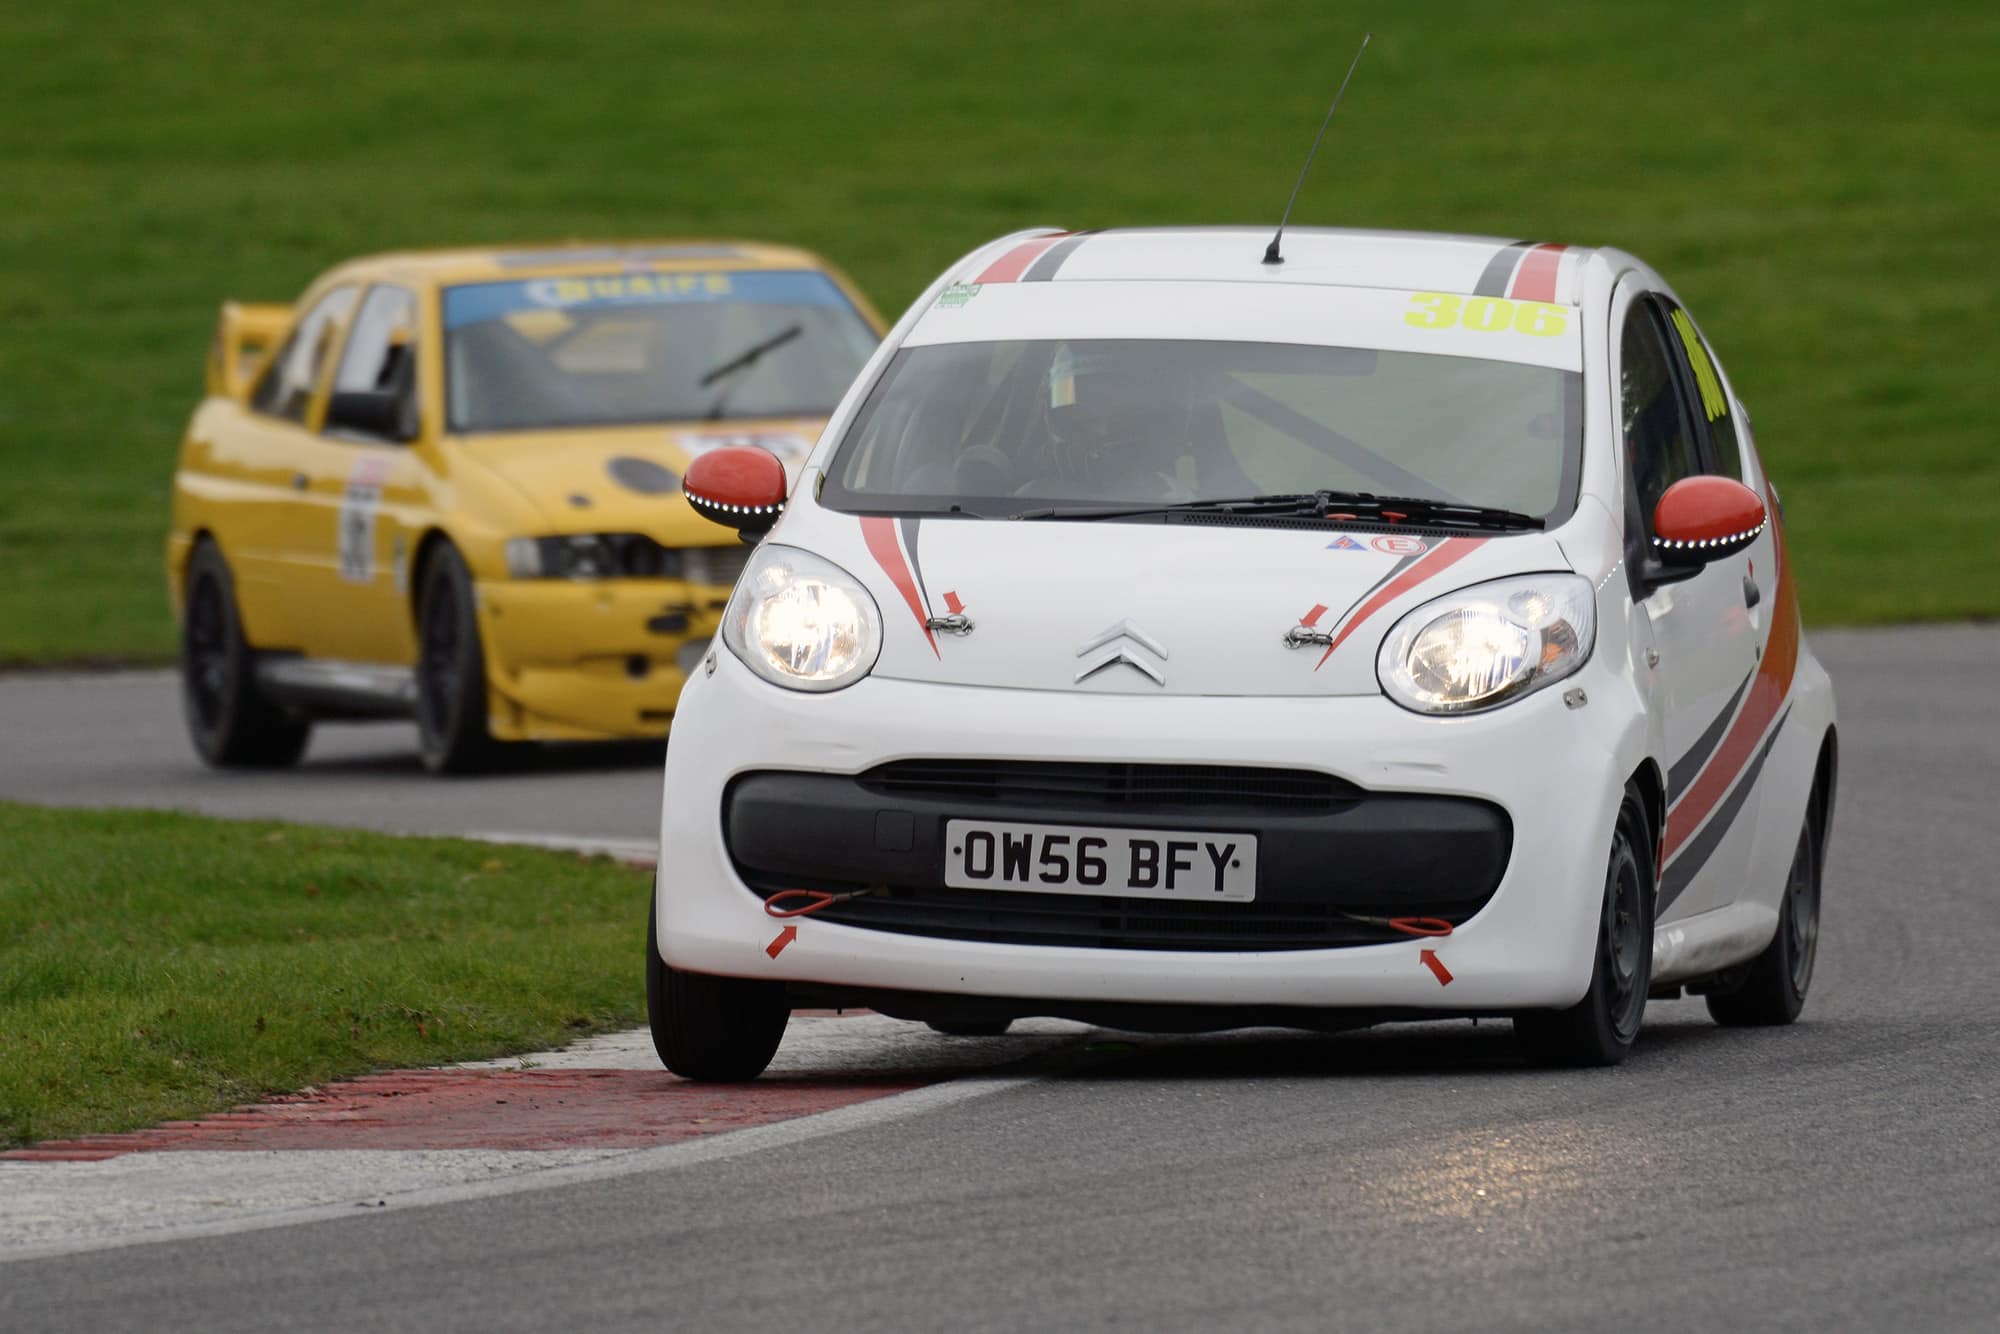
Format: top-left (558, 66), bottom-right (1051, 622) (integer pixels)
top-left (0, 669), bottom-right (664, 851)
top-left (4, 625), bottom-right (2000, 1331)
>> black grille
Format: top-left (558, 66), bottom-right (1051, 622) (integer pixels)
top-left (858, 760), bottom-right (1360, 813)
top-left (758, 886), bottom-right (1476, 953)
top-left (726, 763), bottom-right (1508, 954)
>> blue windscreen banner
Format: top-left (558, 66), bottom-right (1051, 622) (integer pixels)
top-left (442, 270), bottom-right (853, 330)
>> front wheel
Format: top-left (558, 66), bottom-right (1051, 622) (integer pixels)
top-left (646, 895), bottom-right (789, 1081)
top-left (413, 543), bottom-right (498, 774)
top-left (1514, 791), bottom-right (1655, 1068)
top-left (180, 540), bottom-right (311, 768)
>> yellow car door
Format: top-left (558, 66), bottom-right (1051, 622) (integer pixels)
top-left (209, 283), bottom-right (361, 649)
top-left (296, 282), bottom-right (431, 667)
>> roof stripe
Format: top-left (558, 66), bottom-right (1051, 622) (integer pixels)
top-left (1507, 243), bottom-right (1567, 302)
top-left (975, 237), bottom-right (1062, 284)
top-left (1022, 233), bottom-right (1091, 282)
top-left (1473, 240), bottom-right (1533, 297)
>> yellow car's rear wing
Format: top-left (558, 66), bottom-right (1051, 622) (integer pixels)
top-left (205, 301), bottom-right (290, 400)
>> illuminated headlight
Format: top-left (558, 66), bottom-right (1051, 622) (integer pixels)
top-left (1377, 573), bottom-right (1595, 714)
top-left (721, 545), bottom-right (881, 692)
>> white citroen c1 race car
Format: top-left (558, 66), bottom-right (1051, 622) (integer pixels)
top-left (647, 226), bottom-right (1837, 1077)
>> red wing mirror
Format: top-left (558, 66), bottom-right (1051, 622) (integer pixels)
top-left (1652, 475), bottom-right (1767, 566)
top-left (684, 446), bottom-right (788, 535)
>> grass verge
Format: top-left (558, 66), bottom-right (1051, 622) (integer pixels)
top-left (2, 0), bottom-right (1996, 659)
top-left (0, 802), bottom-right (649, 1149)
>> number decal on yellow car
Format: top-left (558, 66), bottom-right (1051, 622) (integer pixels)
top-left (1404, 293), bottom-right (1568, 337)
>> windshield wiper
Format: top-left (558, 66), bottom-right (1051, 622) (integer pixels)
top-left (1012, 489), bottom-right (1545, 531)
top-left (698, 324), bottom-right (804, 417)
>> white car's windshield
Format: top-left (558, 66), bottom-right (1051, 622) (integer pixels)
top-left (443, 271), bottom-right (877, 433)
top-left (823, 339), bottom-right (1582, 523)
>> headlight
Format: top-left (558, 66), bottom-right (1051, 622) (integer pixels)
top-left (1377, 573), bottom-right (1595, 714)
top-left (721, 545), bottom-right (881, 692)
top-left (504, 534), bottom-right (676, 580)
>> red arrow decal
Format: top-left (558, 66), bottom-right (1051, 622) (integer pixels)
top-left (943, 590), bottom-right (964, 614)
top-left (1420, 948), bottom-right (1452, 986)
top-left (1300, 603), bottom-right (1328, 629)
top-left (766, 925), bottom-right (797, 959)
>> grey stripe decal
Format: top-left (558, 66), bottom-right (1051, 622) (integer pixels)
top-left (1473, 240), bottom-right (1532, 297)
top-left (1668, 672), bottom-right (1754, 802)
top-left (1023, 233), bottom-right (1090, 282)
top-left (1658, 708), bottom-right (1789, 914)
top-left (898, 515), bottom-right (931, 616)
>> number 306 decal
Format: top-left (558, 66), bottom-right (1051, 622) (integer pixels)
top-left (1405, 292), bottom-right (1568, 337)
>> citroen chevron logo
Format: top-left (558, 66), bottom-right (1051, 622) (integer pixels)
top-left (1074, 619), bottom-right (1168, 687)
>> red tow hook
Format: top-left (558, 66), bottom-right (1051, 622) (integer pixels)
top-left (763, 888), bottom-right (884, 919)
top-left (1336, 911), bottom-right (1456, 939)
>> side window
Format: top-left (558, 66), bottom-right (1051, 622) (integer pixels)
top-left (1619, 299), bottom-right (1701, 539)
top-left (1663, 303), bottom-right (1742, 480)
top-left (250, 286), bottom-right (359, 423)
top-left (330, 285), bottom-right (420, 439)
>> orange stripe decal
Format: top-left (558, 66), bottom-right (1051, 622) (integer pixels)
top-left (859, 516), bottom-right (939, 657)
top-left (1662, 485), bottom-right (1799, 861)
top-left (1315, 537), bottom-right (1486, 670)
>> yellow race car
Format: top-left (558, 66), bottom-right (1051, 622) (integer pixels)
top-left (166, 242), bottom-right (885, 771)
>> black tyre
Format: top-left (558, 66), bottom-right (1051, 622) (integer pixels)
top-left (646, 895), bottom-right (789, 1081)
top-left (413, 543), bottom-right (498, 774)
top-left (925, 1019), bottom-right (1014, 1037)
top-left (180, 540), bottom-right (311, 768)
top-left (1705, 815), bottom-right (1820, 1027)
top-left (1515, 790), bottom-right (1655, 1068)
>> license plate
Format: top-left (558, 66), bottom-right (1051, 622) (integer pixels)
top-left (943, 819), bottom-right (1257, 902)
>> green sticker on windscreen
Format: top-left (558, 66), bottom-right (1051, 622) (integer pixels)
top-left (936, 282), bottom-right (982, 309)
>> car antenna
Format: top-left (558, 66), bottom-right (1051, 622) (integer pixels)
top-left (1262, 32), bottom-right (1373, 266)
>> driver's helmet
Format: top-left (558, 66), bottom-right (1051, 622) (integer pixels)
top-left (1041, 343), bottom-right (1190, 486)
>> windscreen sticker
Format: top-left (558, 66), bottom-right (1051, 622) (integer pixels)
top-left (1669, 308), bottom-right (1729, 423)
top-left (1405, 292), bottom-right (1568, 338)
top-left (1049, 344), bottom-right (1075, 408)
top-left (936, 282), bottom-right (982, 309)
top-left (441, 271), bottom-right (852, 329)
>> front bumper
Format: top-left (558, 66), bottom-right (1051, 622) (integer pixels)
top-left (474, 578), bottom-right (730, 741)
top-left (657, 651), bottom-right (1636, 1013)
top-left (724, 764), bottom-right (1511, 950)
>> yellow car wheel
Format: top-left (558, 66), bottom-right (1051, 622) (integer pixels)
top-left (180, 540), bottom-right (311, 768)
top-left (413, 543), bottom-right (499, 774)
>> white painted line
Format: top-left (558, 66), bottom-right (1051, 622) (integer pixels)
top-left (464, 830), bottom-right (659, 862)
